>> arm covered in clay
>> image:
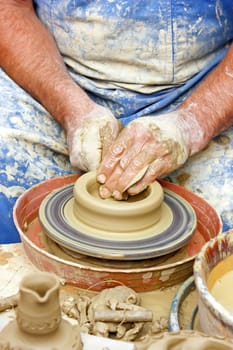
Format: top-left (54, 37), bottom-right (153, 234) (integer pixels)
top-left (0, 0), bottom-right (120, 171)
top-left (97, 45), bottom-right (233, 199)
top-left (180, 44), bottom-right (233, 149)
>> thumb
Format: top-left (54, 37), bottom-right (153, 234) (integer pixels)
top-left (101, 120), bottom-right (123, 159)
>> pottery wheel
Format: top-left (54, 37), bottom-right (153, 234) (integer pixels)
top-left (39, 183), bottom-right (197, 261)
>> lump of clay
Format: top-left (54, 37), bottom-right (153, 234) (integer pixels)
top-left (62, 285), bottom-right (153, 342)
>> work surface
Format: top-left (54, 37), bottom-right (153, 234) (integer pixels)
top-left (0, 243), bottom-right (197, 349)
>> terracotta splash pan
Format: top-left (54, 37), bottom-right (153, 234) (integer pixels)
top-left (13, 174), bottom-right (222, 292)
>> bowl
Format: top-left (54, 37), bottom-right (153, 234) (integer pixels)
top-left (194, 229), bottom-right (233, 338)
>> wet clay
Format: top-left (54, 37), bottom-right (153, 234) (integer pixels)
top-left (134, 330), bottom-right (233, 350)
top-left (61, 285), bottom-right (154, 341)
top-left (70, 171), bottom-right (171, 236)
top-left (40, 230), bottom-right (189, 269)
top-left (207, 254), bottom-right (233, 313)
top-left (194, 230), bottom-right (233, 338)
top-left (62, 286), bottom-right (182, 340)
top-left (207, 253), bottom-right (233, 290)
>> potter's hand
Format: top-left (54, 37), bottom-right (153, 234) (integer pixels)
top-left (66, 104), bottom-right (120, 171)
top-left (97, 111), bottom-right (204, 199)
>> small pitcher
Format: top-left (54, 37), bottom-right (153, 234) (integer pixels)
top-left (16, 271), bottom-right (61, 335)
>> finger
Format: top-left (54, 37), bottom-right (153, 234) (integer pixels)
top-left (110, 138), bottom-right (149, 183)
top-left (127, 156), bottom-right (171, 195)
top-left (102, 146), bottom-right (154, 198)
top-left (97, 129), bottom-right (134, 183)
top-left (118, 135), bottom-right (164, 190)
top-left (98, 164), bottom-right (125, 199)
top-left (97, 122), bottom-right (152, 185)
top-left (98, 155), bottom-right (148, 200)
top-left (115, 135), bottom-right (163, 190)
top-left (104, 165), bottom-right (150, 200)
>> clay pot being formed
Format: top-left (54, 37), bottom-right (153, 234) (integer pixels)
top-left (194, 229), bottom-right (233, 338)
top-left (72, 170), bottom-right (165, 234)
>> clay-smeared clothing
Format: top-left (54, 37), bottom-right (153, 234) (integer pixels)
top-left (1, 0), bottom-right (233, 242)
top-left (35, 0), bottom-right (233, 122)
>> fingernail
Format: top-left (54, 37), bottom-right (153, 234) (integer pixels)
top-left (113, 144), bottom-right (124, 155)
top-left (112, 190), bottom-right (123, 200)
top-left (97, 174), bottom-right (106, 184)
top-left (99, 185), bottom-right (111, 198)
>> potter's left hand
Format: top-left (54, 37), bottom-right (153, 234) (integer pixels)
top-left (97, 111), bottom-right (204, 200)
top-left (67, 104), bottom-right (120, 171)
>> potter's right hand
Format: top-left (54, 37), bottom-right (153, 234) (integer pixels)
top-left (65, 104), bottom-right (120, 171)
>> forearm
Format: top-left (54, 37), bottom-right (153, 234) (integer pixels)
top-left (0, 0), bottom-right (93, 129)
top-left (179, 44), bottom-right (233, 154)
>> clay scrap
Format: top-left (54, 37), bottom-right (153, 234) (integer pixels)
top-left (62, 285), bottom-right (154, 341)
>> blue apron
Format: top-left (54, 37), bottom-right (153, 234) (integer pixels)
top-left (34, 0), bottom-right (233, 123)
